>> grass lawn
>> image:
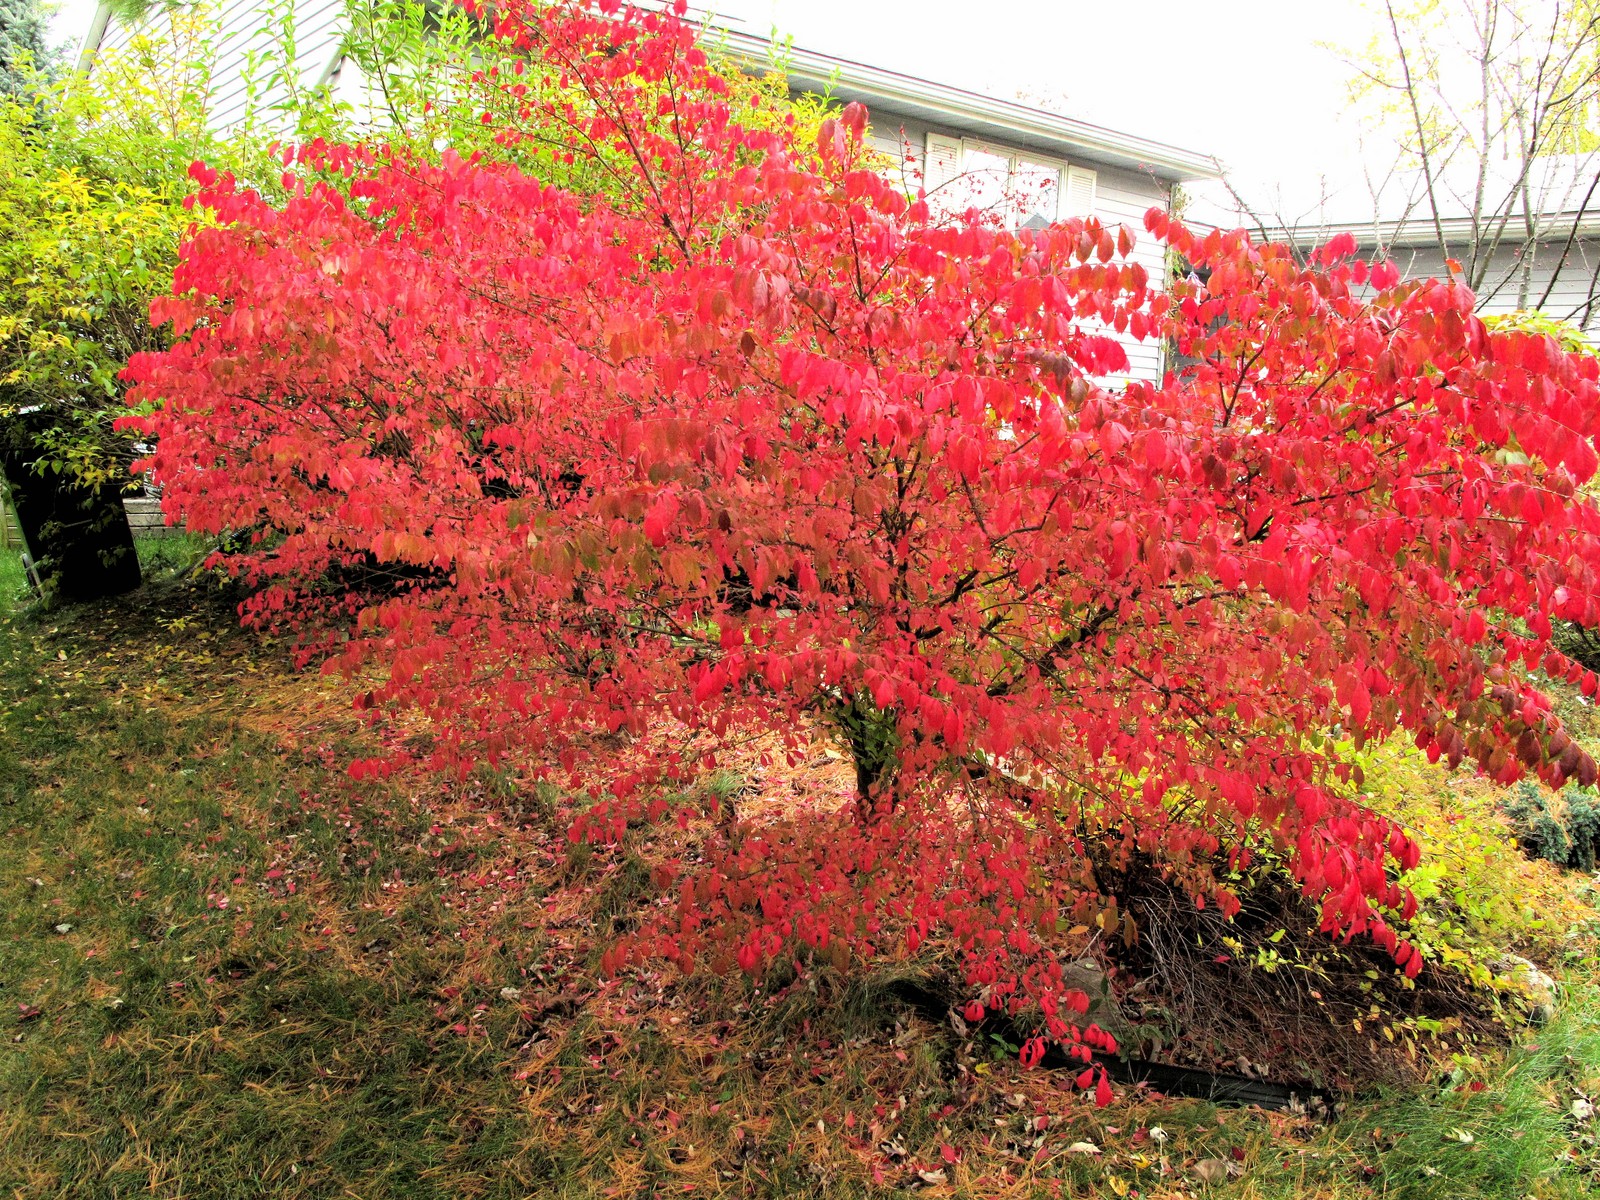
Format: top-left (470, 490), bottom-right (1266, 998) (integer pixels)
top-left (2, 545), bottom-right (1599, 1198)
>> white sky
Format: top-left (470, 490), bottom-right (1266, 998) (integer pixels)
top-left (46, 0), bottom-right (99, 61)
top-left (710, 0), bottom-right (1385, 213)
top-left (47, 0), bottom-right (1388, 211)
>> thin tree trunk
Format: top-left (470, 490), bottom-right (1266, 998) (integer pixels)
top-left (0, 412), bottom-right (142, 603)
top-left (1537, 167), bottom-right (1600, 310)
top-left (1386, 0), bottom-right (1453, 265)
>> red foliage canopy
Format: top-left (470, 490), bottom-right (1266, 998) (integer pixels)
top-left (127, 0), bottom-right (1600, 1071)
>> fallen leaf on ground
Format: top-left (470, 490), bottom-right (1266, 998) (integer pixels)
top-left (1192, 1158), bottom-right (1231, 1184)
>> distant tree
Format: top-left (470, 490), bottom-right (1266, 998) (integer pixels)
top-left (1225, 1), bottom-right (1600, 326)
top-left (1352, 0), bottom-right (1600, 317)
top-left (0, 0), bottom-right (56, 98)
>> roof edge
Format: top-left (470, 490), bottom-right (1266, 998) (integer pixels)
top-left (1243, 211), bottom-right (1600, 248)
top-left (711, 29), bottom-right (1220, 183)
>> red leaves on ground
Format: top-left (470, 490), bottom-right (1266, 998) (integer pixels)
top-left (126, 0), bottom-right (1600, 1080)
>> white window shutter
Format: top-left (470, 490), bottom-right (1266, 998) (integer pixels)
top-left (1061, 165), bottom-right (1097, 219)
top-left (924, 132), bottom-right (962, 195)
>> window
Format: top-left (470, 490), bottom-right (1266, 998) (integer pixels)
top-left (923, 133), bottom-right (1096, 228)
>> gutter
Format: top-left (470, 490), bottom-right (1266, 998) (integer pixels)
top-left (712, 29), bottom-right (1220, 183)
top-left (1249, 211), bottom-right (1600, 249)
top-left (75, 2), bottom-right (112, 73)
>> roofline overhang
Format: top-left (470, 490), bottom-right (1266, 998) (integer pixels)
top-left (70, 0), bottom-right (1221, 183)
top-left (712, 29), bottom-right (1221, 183)
top-left (1246, 210), bottom-right (1600, 248)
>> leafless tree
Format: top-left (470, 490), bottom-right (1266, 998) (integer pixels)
top-left (1224, 0), bottom-right (1600, 329)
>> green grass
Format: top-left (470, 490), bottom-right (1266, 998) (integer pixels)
top-left (0, 577), bottom-right (1597, 1198)
top-left (0, 545), bottom-right (26, 605)
top-left (0, 618), bottom-right (546, 1196)
top-left (0, 531), bottom-right (211, 607)
top-left (1237, 993), bottom-right (1600, 1199)
top-left (133, 530), bottom-right (215, 576)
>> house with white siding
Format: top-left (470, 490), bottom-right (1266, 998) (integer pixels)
top-left (1205, 156), bottom-right (1600, 335)
top-left (77, 0), bottom-right (353, 135)
top-left (73, 1), bottom-right (1219, 381)
top-left (723, 32), bottom-right (1218, 382)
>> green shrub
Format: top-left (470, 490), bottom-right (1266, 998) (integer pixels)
top-left (1503, 780), bottom-right (1600, 874)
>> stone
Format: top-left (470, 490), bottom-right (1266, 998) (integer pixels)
top-left (1492, 954), bottom-right (1559, 1024)
top-left (1060, 958), bottom-right (1133, 1043)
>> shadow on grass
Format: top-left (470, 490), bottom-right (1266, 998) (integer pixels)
top-left (1, 577), bottom-right (1598, 1199)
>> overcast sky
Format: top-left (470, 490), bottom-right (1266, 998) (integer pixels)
top-left (47, 0), bottom-right (1388, 211)
top-left (713, 1), bottom-right (1377, 174)
top-left (46, 0), bottom-right (97, 62)
top-left (711, 0), bottom-right (1388, 218)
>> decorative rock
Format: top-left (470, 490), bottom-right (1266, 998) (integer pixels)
top-left (1060, 958), bottom-right (1133, 1044)
top-left (1492, 954), bottom-right (1558, 1024)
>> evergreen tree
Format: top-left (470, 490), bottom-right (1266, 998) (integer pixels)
top-left (0, 0), bottom-right (55, 98)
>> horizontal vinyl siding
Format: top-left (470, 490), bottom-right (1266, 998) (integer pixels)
top-left (1090, 164), bottom-right (1170, 384)
top-left (97, 9), bottom-right (136, 54)
top-left (1474, 239), bottom-right (1599, 329)
top-left (94, 0), bottom-right (347, 136)
top-left (325, 54), bottom-right (388, 132)
top-left (863, 110), bottom-right (935, 194)
top-left (1534, 241), bottom-right (1600, 328)
top-left (858, 106), bottom-right (1170, 384)
top-left (1391, 240), bottom-right (1600, 331)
